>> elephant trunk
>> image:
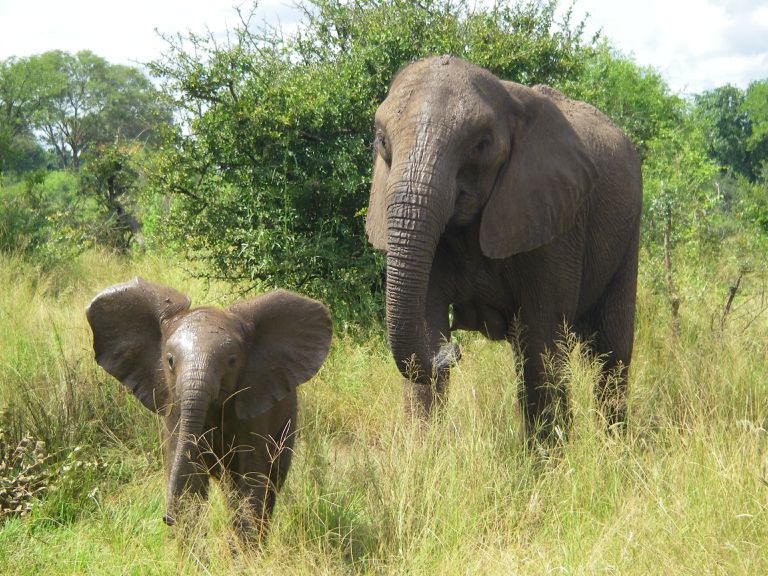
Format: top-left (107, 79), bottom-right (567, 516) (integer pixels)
top-left (385, 153), bottom-right (452, 384)
top-left (163, 379), bottom-right (210, 526)
top-left (386, 239), bottom-right (434, 384)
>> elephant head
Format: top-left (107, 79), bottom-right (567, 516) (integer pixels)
top-left (86, 278), bottom-right (332, 525)
top-left (366, 56), bottom-right (596, 384)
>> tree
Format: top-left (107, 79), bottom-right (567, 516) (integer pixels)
top-left (0, 58), bottom-right (47, 173)
top-left (569, 44), bottom-right (685, 158)
top-left (742, 79), bottom-right (768, 178)
top-left (643, 122), bottom-right (718, 329)
top-left (79, 143), bottom-right (143, 250)
top-left (26, 51), bottom-right (170, 170)
top-left (692, 85), bottom-right (753, 179)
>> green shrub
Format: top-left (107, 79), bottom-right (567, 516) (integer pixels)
top-left (0, 170), bottom-right (91, 267)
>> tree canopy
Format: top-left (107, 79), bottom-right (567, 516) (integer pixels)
top-left (0, 57), bottom-right (46, 173)
top-left (0, 50), bottom-right (170, 172)
top-left (692, 80), bottom-right (768, 181)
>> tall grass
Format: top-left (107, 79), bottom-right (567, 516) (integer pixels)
top-left (0, 249), bottom-right (766, 574)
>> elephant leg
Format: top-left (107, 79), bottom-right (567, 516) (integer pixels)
top-left (403, 366), bottom-right (450, 420)
top-left (228, 476), bottom-right (275, 545)
top-left (228, 426), bottom-right (295, 545)
top-left (592, 244), bottom-right (639, 430)
top-left (516, 332), bottom-right (570, 442)
top-left (171, 470), bottom-right (210, 551)
top-left (402, 283), bottom-right (453, 420)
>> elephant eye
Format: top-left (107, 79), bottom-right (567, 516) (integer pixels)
top-left (227, 355), bottom-right (238, 369)
top-left (166, 353), bottom-right (175, 371)
top-left (475, 136), bottom-right (492, 155)
top-left (374, 130), bottom-right (391, 163)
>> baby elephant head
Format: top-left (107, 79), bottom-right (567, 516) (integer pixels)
top-left (86, 278), bottom-right (332, 529)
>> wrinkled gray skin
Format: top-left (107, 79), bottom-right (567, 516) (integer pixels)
top-left (86, 279), bottom-right (332, 541)
top-left (366, 56), bottom-right (642, 435)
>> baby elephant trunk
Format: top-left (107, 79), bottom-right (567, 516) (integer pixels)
top-left (163, 383), bottom-right (210, 526)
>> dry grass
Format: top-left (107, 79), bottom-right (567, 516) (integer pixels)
top-left (0, 249), bottom-right (766, 574)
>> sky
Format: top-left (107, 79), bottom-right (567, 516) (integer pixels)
top-left (1, 0), bottom-right (766, 97)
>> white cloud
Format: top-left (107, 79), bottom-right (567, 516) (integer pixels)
top-left (567, 0), bottom-right (768, 94)
top-left (0, 0), bottom-right (300, 69)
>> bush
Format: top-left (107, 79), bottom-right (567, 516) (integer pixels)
top-left (0, 427), bottom-right (108, 524)
top-left (0, 430), bottom-right (51, 519)
top-left (0, 165), bottom-right (144, 269)
top-left (0, 171), bottom-right (91, 266)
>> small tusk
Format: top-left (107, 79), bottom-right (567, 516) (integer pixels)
top-left (434, 342), bottom-right (461, 371)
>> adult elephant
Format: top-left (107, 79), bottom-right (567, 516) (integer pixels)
top-left (366, 56), bottom-right (642, 435)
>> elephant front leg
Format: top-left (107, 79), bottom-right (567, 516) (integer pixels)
top-left (216, 463), bottom-right (275, 547)
top-left (227, 426), bottom-right (294, 546)
top-left (402, 291), bottom-right (457, 420)
top-left (230, 479), bottom-right (275, 546)
top-left (516, 332), bottom-right (571, 444)
top-left (402, 341), bottom-right (460, 419)
top-left (590, 231), bottom-right (638, 431)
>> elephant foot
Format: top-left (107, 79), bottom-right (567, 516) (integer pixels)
top-left (522, 384), bottom-right (571, 448)
top-left (228, 488), bottom-right (275, 550)
top-left (231, 516), bottom-right (269, 552)
top-left (595, 365), bottom-right (628, 433)
top-left (527, 415), bottom-right (569, 451)
top-left (402, 377), bottom-right (447, 420)
top-left (402, 343), bottom-right (458, 421)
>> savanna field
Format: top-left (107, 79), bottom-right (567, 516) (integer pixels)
top-left (0, 243), bottom-right (766, 575)
top-left (2, 1), bottom-right (768, 573)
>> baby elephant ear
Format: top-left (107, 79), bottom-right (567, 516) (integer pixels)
top-left (228, 290), bottom-right (332, 419)
top-left (86, 278), bottom-right (191, 413)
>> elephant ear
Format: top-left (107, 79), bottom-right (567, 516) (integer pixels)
top-left (228, 290), bottom-right (332, 419)
top-left (479, 83), bottom-right (597, 259)
top-left (365, 154), bottom-right (390, 251)
top-left (86, 278), bottom-right (191, 414)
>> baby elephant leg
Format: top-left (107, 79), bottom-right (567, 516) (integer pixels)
top-left (230, 477), bottom-right (276, 545)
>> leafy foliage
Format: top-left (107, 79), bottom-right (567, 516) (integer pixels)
top-left (0, 171), bottom-right (86, 265)
top-left (0, 51), bottom-right (170, 171)
top-left (0, 168), bottom-right (127, 268)
top-left (692, 85), bottom-right (753, 179)
top-left (0, 430), bottom-right (51, 519)
top-left (742, 79), bottom-right (768, 177)
top-left (692, 80), bottom-right (768, 182)
top-left (0, 429), bottom-right (106, 523)
top-left (570, 44), bottom-right (685, 158)
top-left (79, 144), bottom-right (144, 251)
top-left (643, 124), bottom-right (718, 250)
top-left (0, 58), bottom-right (48, 173)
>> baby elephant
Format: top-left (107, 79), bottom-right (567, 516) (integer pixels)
top-left (86, 278), bottom-right (332, 541)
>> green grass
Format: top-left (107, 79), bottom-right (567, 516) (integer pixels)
top-left (0, 248), bottom-right (766, 574)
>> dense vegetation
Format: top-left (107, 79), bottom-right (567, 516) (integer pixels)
top-left (0, 0), bottom-right (766, 573)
